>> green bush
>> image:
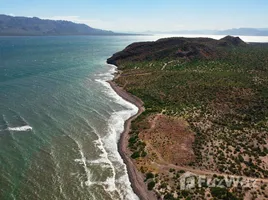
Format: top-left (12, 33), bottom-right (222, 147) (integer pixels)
top-left (210, 187), bottom-right (238, 200)
top-left (147, 181), bottom-right (156, 190)
top-left (146, 172), bottom-right (154, 180)
top-left (141, 151), bottom-right (147, 157)
top-left (131, 151), bottom-right (140, 159)
top-left (238, 154), bottom-right (244, 162)
top-left (128, 135), bottom-right (138, 144)
top-left (164, 193), bottom-right (175, 200)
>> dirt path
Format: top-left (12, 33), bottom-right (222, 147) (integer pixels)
top-left (122, 72), bottom-right (152, 77)
top-left (161, 63), bottom-right (167, 70)
top-left (150, 161), bottom-right (268, 184)
top-left (145, 130), bottom-right (268, 184)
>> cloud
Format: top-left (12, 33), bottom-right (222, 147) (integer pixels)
top-left (43, 16), bottom-right (80, 22)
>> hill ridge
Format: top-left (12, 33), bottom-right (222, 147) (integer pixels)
top-left (107, 36), bottom-right (247, 66)
top-left (0, 14), bottom-right (119, 36)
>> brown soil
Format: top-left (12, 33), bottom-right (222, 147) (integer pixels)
top-left (140, 114), bottom-right (195, 166)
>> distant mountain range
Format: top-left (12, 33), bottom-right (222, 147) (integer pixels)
top-left (1, 14), bottom-right (268, 37)
top-left (215, 28), bottom-right (268, 36)
top-left (0, 14), bottom-right (123, 36)
top-left (142, 28), bottom-right (268, 36)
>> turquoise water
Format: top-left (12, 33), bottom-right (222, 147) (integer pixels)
top-left (0, 35), bottom-right (160, 200)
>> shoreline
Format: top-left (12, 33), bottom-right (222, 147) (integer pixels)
top-left (107, 80), bottom-right (157, 200)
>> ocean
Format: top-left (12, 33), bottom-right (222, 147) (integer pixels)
top-left (0, 35), bottom-right (146, 200)
top-left (0, 35), bottom-right (267, 200)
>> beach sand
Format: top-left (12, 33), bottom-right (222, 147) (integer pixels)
top-left (108, 80), bottom-right (157, 200)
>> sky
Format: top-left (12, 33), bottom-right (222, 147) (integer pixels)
top-left (1, 0), bottom-right (268, 32)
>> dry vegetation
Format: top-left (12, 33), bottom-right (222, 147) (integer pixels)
top-left (112, 41), bottom-right (268, 199)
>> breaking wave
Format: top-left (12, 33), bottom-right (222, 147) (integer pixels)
top-left (7, 125), bottom-right (33, 132)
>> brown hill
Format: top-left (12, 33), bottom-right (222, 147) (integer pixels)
top-left (107, 36), bottom-right (247, 66)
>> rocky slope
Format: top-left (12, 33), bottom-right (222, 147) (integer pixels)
top-left (107, 36), bottom-right (247, 66)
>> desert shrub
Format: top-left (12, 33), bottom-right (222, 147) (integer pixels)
top-left (180, 190), bottom-right (190, 198)
top-left (147, 181), bottom-right (156, 190)
top-left (131, 151), bottom-right (140, 159)
top-left (141, 151), bottom-right (147, 157)
top-left (146, 172), bottom-right (154, 180)
top-left (238, 154), bottom-right (244, 162)
top-left (164, 193), bottom-right (175, 200)
top-left (210, 187), bottom-right (238, 200)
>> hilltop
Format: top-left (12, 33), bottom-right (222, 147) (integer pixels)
top-left (107, 36), bottom-right (247, 66)
top-left (0, 14), bottom-right (121, 36)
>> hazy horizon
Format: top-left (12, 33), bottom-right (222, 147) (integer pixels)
top-left (1, 0), bottom-right (267, 32)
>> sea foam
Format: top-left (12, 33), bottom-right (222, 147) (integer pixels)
top-left (94, 63), bottom-right (139, 200)
top-left (7, 125), bottom-right (33, 132)
top-left (73, 118), bottom-right (120, 197)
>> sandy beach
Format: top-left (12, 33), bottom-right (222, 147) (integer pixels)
top-left (108, 80), bottom-right (157, 200)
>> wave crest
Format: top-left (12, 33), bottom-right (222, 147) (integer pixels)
top-left (7, 125), bottom-right (33, 132)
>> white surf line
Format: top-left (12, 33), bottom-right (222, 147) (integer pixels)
top-left (95, 65), bottom-right (117, 80)
top-left (74, 139), bottom-right (93, 187)
top-left (96, 65), bottom-right (139, 200)
top-left (81, 132), bottom-right (120, 199)
top-left (87, 125), bottom-right (119, 194)
top-left (92, 63), bottom-right (140, 199)
top-left (72, 116), bottom-right (120, 198)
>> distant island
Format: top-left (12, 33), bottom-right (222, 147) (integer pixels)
top-left (108, 36), bottom-right (268, 200)
top-left (0, 14), bottom-right (126, 36)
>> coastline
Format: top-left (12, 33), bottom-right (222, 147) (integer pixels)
top-left (107, 80), bottom-right (157, 200)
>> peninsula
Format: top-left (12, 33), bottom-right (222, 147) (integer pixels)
top-left (108, 36), bottom-right (268, 200)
